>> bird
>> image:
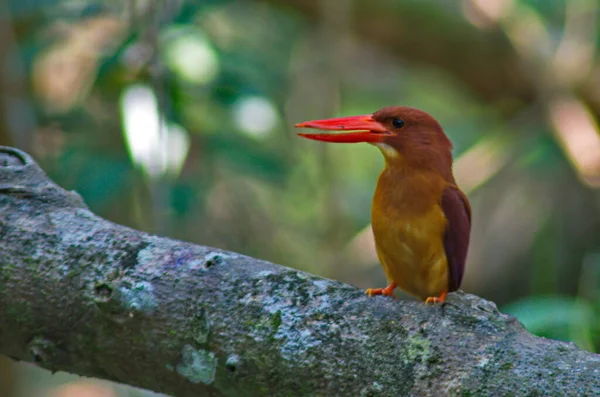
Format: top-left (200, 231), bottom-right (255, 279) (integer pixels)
top-left (295, 106), bottom-right (471, 304)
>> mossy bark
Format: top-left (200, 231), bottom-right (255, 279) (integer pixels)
top-left (0, 146), bottom-right (599, 397)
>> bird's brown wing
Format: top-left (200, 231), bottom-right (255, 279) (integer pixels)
top-left (441, 185), bottom-right (471, 292)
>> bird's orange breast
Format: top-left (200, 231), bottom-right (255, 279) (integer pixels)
top-left (371, 168), bottom-right (449, 300)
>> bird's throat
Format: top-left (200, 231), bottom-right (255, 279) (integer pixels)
top-left (374, 142), bottom-right (400, 160)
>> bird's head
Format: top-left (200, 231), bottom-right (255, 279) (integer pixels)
top-left (296, 106), bottom-right (453, 174)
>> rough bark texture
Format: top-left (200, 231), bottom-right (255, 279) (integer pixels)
top-left (0, 145), bottom-right (599, 397)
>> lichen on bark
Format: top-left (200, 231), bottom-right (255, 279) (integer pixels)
top-left (1, 145), bottom-right (599, 397)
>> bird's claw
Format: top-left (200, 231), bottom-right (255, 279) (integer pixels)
top-left (425, 291), bottom-right (447, 305)
top-left (424, 297), bottom-right (442, 304)
top-left (365, 288), bottom-right (390, 297)
top-left (365, 283), bottom-right (397, 298)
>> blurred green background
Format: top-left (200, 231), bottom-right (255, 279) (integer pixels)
top-left (1, 0), bottom-right (600, 395)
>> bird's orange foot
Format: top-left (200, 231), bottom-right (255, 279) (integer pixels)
top-left (425, 291), bottom-right (447, 305)
top-left (365, 282), bottom-right (397, 297)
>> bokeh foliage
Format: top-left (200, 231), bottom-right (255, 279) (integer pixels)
top-left (2, 1), bottom-right (600, 393)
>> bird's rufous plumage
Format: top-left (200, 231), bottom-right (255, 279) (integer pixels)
top-left (296, 106), bottom-right (471, 303)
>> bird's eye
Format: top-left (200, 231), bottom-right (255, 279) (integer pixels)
top-left (392, 118), bottom-right (405, 128)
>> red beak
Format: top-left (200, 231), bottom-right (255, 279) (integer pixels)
top-left (295, 115), bottom-right (388, 143)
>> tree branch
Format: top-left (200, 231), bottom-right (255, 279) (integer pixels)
top-left (0, 145), bottom-right (598, 397)
top-left (261, 0), bottom-right (535, 114)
